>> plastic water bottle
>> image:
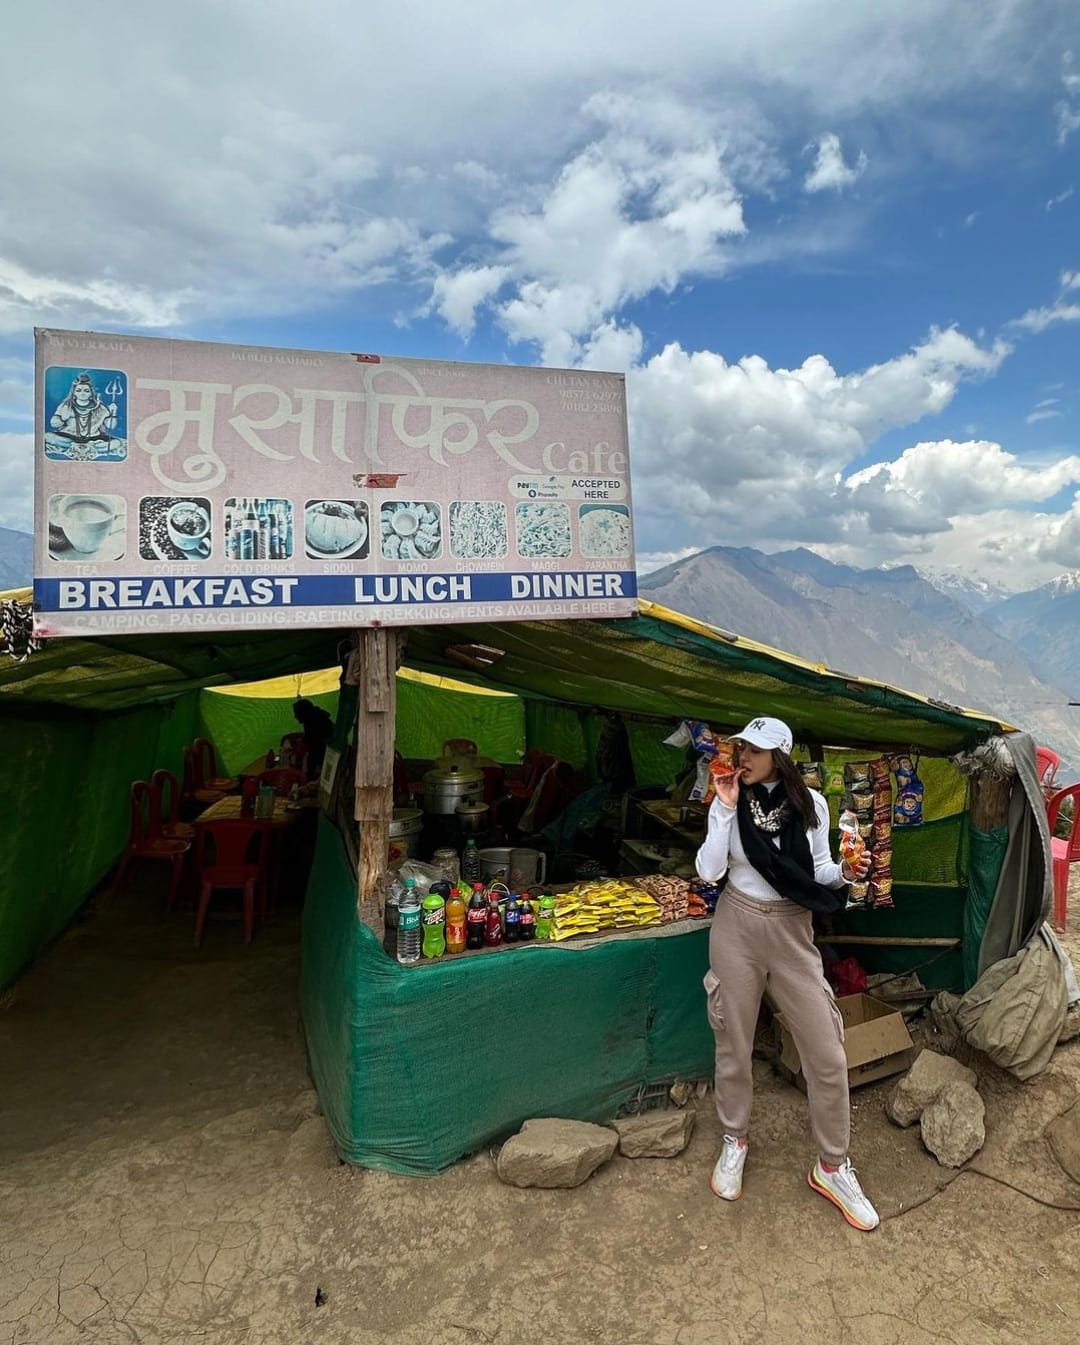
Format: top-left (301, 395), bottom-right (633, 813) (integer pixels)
top-left (422, 888), bottom-right (446, 959)
top-left (384, 875), bottom-right (403, 957)
top-left (462, 837), bottom-right (481, 883)
top-left (396, 878), bottom-right (422, 965)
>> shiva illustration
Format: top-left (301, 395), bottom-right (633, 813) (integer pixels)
top-left (45, 370), bottom-right (126, 461)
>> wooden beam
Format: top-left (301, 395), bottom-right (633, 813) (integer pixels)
top-left (817, 935), bottom-right (960, 947)
top-left (355, 628), bottom-right (406, 933)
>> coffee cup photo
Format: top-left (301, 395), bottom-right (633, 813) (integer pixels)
top-left (48, 494), bottom-right (126, 561)
top-left (166, 501), bottom-right (212, 557)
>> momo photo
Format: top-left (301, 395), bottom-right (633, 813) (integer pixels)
top-left (43, 367), bottom-right (128, 463)
top-left (48, 494), bottom-right (126, 562)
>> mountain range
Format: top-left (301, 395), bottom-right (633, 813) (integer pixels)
top-left (641, 546), bottom-right (1080, 776)
top-left (0, 527), bottom-right (32, 592)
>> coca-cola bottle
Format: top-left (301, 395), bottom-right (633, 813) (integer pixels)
top-left (466, 884), bottom-right (487, 949)
top-left (518, 895), bottom-right (536, 941)
top-left (484, 891), bottom-right (503, 947)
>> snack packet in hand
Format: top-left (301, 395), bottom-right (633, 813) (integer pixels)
top-left (838, 809), bottom-right (866, 867)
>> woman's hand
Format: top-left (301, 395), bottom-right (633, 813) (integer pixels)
top-left (713, 770), bottom-right (742, 810)
top-left (841, 853), bottom-right (871, 882)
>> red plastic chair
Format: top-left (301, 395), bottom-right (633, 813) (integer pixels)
top-left (1047, 784), bottom-right (1080, 933)
top-left (182, 745), bottom-right (226, 809)
top-left (193, 819), bottom-right (270, 946)
top-left (113, 780), bottom-right (191, 908)
top-left (1037, 746), bottom-right (1061, 788)
top-left (258, 767), bottom-right (305, 797)
top-left (193, 737), bottom-right (238, 793)
top-left (149, 769), bottom-right (196, 841)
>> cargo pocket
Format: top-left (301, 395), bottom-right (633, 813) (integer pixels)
top-left (703, 969), bottom-right (725, 1032)
top-left (822, 980), bottom-right (845, 1044)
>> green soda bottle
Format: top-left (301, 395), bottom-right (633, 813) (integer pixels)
top-left (535, 894), bottom-right (556, 940)
top-left (421, 887), bottom-right (446, 958)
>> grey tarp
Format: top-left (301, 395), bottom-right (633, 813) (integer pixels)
top-left (978, 733), bottom-right (1053, 979)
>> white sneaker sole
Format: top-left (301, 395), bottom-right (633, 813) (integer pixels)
top-left (710, 1171), bottom-right (743, 1201)
top-left (807, 1167), bottom-right (878, 1231)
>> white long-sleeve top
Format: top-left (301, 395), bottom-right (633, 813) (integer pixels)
top-left (695, 782), bottom-right (846, 902)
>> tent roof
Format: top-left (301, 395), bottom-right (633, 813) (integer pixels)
top-left (0, 587), bottom-right (1013, 752)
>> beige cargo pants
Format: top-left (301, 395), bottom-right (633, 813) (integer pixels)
top-left (704, 886), bottom-right (849, 1165)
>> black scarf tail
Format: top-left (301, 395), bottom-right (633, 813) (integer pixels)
top-left (734, 783), bottom-right (844, 915)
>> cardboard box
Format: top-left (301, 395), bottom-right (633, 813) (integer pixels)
top-left (774, 993), bottom-right (915, 1092)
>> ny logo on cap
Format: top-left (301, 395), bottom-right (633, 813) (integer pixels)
top-left (749, 718), bottom-right (767, 732)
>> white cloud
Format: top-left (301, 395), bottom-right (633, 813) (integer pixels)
top-left (1057, 51), bottom-right (1080, 143)
top-left (1027, 407), bottom-right (1062, 423)
top-left (963, 211), bottom-right (979, 228)
top-left (431, 91), bottom-right (749, 364)
top-left (844, 439), bottom-right (1080, 533)
top-left (803, 133), bottom-right (867, 193)
top-left (0, 433), bottom-right (33, 533)
top-left (1012, 268), bottom-right (1080, 332)
top-left (429, 266), bottom-right (511, 338)
top-left (626, 324), bottom-right (1008, 548)
top-left (1046, 186), bottom-right (1075, 210)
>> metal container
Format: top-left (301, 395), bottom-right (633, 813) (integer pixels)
top-left (477, 846), bottom-right (514, 884)
top-left (422, 761), bottom-right (484, 815)
top-left (388, 807), bottom-right (423, 861)
top-left (454, 800), bottom-right (489, 834)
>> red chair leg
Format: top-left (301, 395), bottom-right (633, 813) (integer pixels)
top-left (1053, 858), bottom-right (1068, 932)
top-left (195, 880), bottom-right (213, 946)
top-left (167, 855), bottom-right (184, 912)
top-left (111, 849), bottom-right (133, 897)
top-left (243, 880), bottom-right (255, 944)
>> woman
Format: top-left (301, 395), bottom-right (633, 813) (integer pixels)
top-left (696, 716), bottom-right (878, 1231)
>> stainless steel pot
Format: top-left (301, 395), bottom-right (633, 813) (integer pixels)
top-left (388, 807), bottom-right (423, 861)
top-left (454, 800), bottom-right (489, 833)
top-left (422, 761), bottom-right (484, 815)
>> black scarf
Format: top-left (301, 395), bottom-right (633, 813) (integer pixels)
top-left (732, 781), bottom-right (845, 915)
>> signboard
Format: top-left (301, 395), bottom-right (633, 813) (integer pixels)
top-left (33, 330), bottom-right (638, 637)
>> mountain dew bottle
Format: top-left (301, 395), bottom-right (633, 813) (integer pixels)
top-left (536, 894), bottom-right (556, 940)
top-left (422, 888), bottom-right (446, 958)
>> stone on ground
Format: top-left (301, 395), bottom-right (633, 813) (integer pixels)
top-left (496, 1118), bottom-right (617, 1189)
top-left (1058, 1005), bottom-right (1080, 1045)
top-left (1047, 1099), bottom-right (1080, 1183)
top-left (920, 1081), bottom-right (986, 1167)
top-left (613, 1109), bottom-right (695, 1158)
top-left (887, 1048), bottom-right (978, 1128)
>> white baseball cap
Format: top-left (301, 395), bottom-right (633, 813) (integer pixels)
top-left (732, 716), bottom-right (794, 754)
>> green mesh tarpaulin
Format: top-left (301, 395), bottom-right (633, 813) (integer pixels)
top-left (301, 814), bottom-right (713, 1174)
top-left (198, 688), bottom-right (341, 776)
top-left (0, 695), bottom-right (198, 988)
top-left (963, 825), bottom-right (1010, 989)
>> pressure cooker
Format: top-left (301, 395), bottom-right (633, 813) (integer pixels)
top-left (421, 760), bottom-right (484, 815)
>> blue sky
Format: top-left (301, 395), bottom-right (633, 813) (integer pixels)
top-left (1, 0), bottom-right (1079, 589)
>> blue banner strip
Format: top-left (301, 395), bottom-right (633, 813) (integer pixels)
top-left (35, 570), bottom-right (639, 612)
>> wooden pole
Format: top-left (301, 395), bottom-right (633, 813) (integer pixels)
top-left (816, 935), bottom-right (960, 947)
top-left (352, 627), bottom-right (406, 933)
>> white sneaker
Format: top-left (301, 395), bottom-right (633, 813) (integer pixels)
top-left (808, 1158), bottom-right (880, 1231)
top-left (710, 1135), bottom-right (747, 1201)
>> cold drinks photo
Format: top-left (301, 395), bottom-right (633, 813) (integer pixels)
top-left (223, 498), bottom-right (294, 561)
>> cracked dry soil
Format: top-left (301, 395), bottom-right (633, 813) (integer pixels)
top-left (3, 873), bottom-right (1080, 1345)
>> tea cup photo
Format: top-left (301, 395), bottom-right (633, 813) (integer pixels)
top-left (49, 494), bottom-right (125, 560)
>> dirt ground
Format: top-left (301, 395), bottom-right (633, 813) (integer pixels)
top-left (3, 873), bottom-right (1080, 1345)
